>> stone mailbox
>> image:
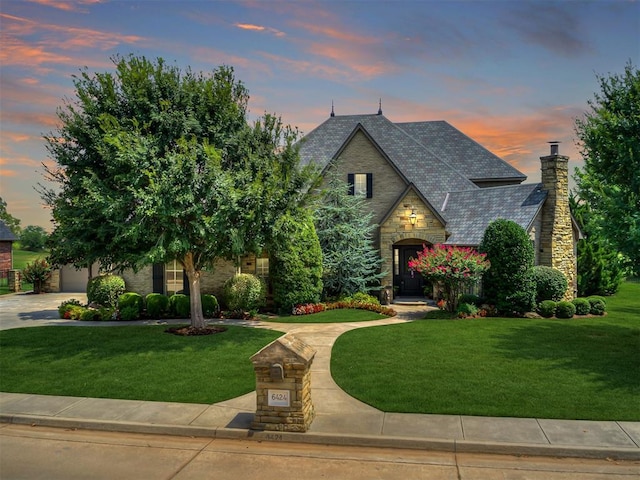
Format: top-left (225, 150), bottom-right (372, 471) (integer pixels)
top-left (250, 333), bottom-right (316, 432)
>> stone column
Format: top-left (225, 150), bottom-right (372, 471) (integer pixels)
top-left (8, 270), bottom-right (21, 293)
top-left (540, 144), bottom-right (577, 299)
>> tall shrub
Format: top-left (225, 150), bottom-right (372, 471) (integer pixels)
top-left (223, 274), bottom-right (265, 311)
top-left (269, 210), bottom-right (323, 312)
top-left (21, 259), bottom-right (52, 294)
top-left (408, 244), bottom-right (490, 313)
top-left (531, 266), bottom-right (567, 303)
top-left (86, 274), bottom-right (125, 307)
top-left (479, 219), bottom-right (535, 314)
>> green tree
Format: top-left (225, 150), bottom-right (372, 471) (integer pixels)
top-left (20, 225), bottom-right (48, 251)
top-left (0, 197), bottom-right (21, 236)
top-left (479, 219), bottom-right (535, 315)
top-left (569, 193), bottom-right (624, 296)
top-left (574, 61), bottom-right (640, 275)
top-left (270, 209), bottom-right (323, 312)
top-left (314, 174), bottom-right (386, 298)
top-left (42, 55), bottom-right (315, 329)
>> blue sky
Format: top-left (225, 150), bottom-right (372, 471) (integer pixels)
top-left (1, 0), bottom-right (638, 230)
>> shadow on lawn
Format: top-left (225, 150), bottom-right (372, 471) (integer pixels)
top-left (493, 320), bottom-right (640, 393)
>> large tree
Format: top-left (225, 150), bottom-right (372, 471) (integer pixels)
top-left (42, 55), bottom-right (315, 329)
top-left (20, 225), bottom-right (48, 251)
top-left (574, 62), bottom-right (640, 275)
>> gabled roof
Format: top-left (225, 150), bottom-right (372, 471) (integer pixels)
top-left (442, 183), bottom-right (547, 245)
top-left (0, 220), bottom-right (18, 242)
top-left (395, 121), bottom-right (527, 184)
top-left (298, 114), bottom-right (477, 220)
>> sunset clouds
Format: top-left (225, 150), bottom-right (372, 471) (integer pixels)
top-left (0, 0), bottom-right (638, 229)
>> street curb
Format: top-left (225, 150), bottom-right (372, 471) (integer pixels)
top-left (3, 413), bottom-right (639, 461)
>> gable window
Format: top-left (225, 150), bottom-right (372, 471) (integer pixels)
top-left (347, 173), bottom-right (373, 198)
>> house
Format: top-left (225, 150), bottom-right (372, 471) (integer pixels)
top-left (0, 219), bottom-right (18, 274)
top-left (49, 109), bottom-right (579, 302)
top-left (297, 109), bottom-right (579, 300)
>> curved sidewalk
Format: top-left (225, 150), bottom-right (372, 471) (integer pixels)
top-left (1, 294), bottom-right (639, 460)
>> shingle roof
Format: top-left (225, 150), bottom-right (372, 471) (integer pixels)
top-left (395, 121), bottom-right (526, 183)
top-left (442, 183), bottom-right (547, 246)
top-left (298, 113), bottom-right (544, 246)
top-left (0, 220), bottom-right (18, 242)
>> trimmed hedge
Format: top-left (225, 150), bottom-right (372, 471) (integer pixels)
top-left (118, 292), bottom-right (144, 314)
top-left (531, 266), bottom-right (567, 303)
top-left (202, 294), bottom-right (219, 317)
top-left (146, 293), bottom-right (169, 318)
top-left (588, 297), bottom-right (606, 315)
top-left (169, 294), bottom-right (190, 318)
top-left (538, 300), bottom-right (557, 318)
top-left (556, 300), bottom-right (576, 319)
top-left (572, 297), bottom-right (591, 316)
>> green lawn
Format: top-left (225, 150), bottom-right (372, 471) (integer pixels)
top-left (0, 247), bottom-right (48, 295)
top-left (331, 280), bottom-right (640, 421)
top-left (263, 308), bottom-right (390, 323)
top-left (0, 325), bottom-right (283, 403)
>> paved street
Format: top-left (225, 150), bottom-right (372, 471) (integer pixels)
top-left (1, 424), bottom-right (638, 480)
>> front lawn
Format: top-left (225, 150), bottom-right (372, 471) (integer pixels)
top-left (331, 280), bottom-right (640, 421)
top-left (0, 325), bottom-right (283, 404)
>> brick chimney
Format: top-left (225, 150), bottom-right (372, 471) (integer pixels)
top-left (539, 142), bottom-right (576, 299)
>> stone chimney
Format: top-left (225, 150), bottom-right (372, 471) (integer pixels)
top-left (539, 142), bottom-right (576, 299)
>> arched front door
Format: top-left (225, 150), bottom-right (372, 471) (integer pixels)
top-left (393, 243), bottom-right (426, 296)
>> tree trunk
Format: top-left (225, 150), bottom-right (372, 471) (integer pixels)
top-left (183, 252), bottom-right (206, 329)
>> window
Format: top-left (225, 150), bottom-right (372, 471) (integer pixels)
top-left (165, 259), bottom-right (183, 295)
top-left (256, 257), bottom-right (269, 279)
top-left (394, 248), bottom-right (400, 276)
top-left (347, 173), bottom-right (373, 198)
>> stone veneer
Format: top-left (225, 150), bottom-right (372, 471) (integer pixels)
top-left (250, 333), bottom-right (315, 432)
top-left (379, 189), bottom-right (446, 292)
top-left (539, 152), bottom-right (577, 299)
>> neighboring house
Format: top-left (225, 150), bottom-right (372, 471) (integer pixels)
top-left (49, 109), bottom-right (579, 301)
top-left (0, 220), bottom-right (18, 277)
top-left (297, 110), bottom-right (579, 300)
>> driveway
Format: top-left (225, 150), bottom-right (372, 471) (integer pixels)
top-left (0, 292), bottom-right (88, 330)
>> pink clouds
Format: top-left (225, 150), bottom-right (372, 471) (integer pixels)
top-left (234, 23), bottom-right (286, 37)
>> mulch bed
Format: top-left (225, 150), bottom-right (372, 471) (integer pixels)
top-left (165, 325), bottom-right (228, 336)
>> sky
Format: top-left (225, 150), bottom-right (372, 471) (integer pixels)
top-left (1, 0), bottom-right (638, 231)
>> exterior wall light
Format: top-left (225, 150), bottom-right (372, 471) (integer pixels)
top-left (409, 208), bottom-right (417, 226)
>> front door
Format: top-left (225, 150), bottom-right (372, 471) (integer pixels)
top-left (394, 245), bottom-right (424, 296)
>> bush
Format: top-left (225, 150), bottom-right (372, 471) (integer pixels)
top-left (270, 211), bottom-right (323, 312)
top-left (80, 308), bottom-right (103, 321)
top-left (87, 274), bottom-right (125, 307)
top-left (118, 292), bottom-right (144, 314)
top-left (588, 298), bottom-right (606, 315)
top-left (572, 297), bottom-right (591, 315)
top-left (531, 266), bottom-right (568, 303)
top-left (202, 294), bottom-right (219, 317)
top-left (22, 259), bottom-right (52, 293)
top-left (223, 274), bottom-right (266, 311)
top-left (169, 294), bottom-right (190, 318)
top-left (347, 292), bottom-right (380, 305)
top-left (58, 299), bottom-right (83, 318)
top-left (587, 295), bottom-right (607, 307)
top-left (537, 300), bottom-right (557, 318)
top-left (145, 293), bottom-right (169, 318)
top-left (479, 219), bottom-right (535, 315)
top-left (457, 302), bottom-right (479, 318)
top-left (459, 294), bottom-right (483, 307)
top-left (64, 305), bottom-right (87, 320)
top-left (119, 305), bottom-right (140, 321)
top-left (556, 300), bottom-right (576, 319)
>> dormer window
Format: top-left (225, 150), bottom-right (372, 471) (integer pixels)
top-left (348, 173), bottom-right (373, 198)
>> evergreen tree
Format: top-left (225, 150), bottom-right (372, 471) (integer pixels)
top-left (314, 174), bottom-right (386, 298)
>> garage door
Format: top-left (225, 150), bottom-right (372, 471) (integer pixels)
top-left (60, 263), bottom-right (99, 292)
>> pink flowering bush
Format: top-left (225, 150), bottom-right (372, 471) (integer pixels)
top-left (292, 301), bottom-right (396, 317)
top-left (292, 303), bottom-right (326, 315)
top-left (409, 244), bottom-right (490, 313)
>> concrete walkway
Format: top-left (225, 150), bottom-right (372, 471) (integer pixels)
top-left (1, 293), bottom-right (639, 460)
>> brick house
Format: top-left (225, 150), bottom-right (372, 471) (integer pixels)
top-left (50, 110), bottom-right (580, 301)
top-left (0, 220), bottom-right (18, 277)
top-left (298, 110), bottom-right (580, 301)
